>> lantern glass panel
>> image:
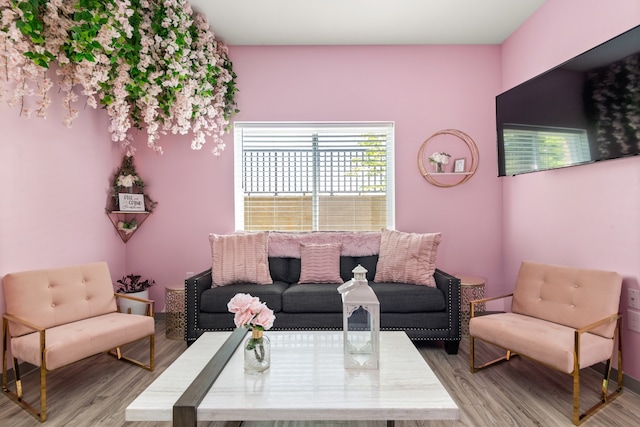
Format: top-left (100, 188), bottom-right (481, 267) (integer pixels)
top-left (346, 306), bottom-right (373, 354)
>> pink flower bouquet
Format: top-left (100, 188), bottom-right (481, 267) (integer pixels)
top-left (228, 293), bottom-right (276, 366)
top-left (227, 293), bottom-right (276, 331)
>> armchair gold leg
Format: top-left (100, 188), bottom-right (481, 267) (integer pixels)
top-left (108, 334), bottom-right (155, 371)
top-left (2, 315), bottom-right (47, 421)
top-left (2, 359), bottom-right (47, 422)
top-left (572, 320), bottom-right (624, 425)
top-left (470, 335), bottom-right (518, 373)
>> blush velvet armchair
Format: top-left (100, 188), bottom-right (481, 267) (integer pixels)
top-left (469, 261), bottom-right (623, 425)
top-left (2, 262), bottom-right (155, 422)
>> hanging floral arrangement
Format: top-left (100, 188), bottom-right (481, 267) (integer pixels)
top-left (0, 0), bottom-right (238, 155)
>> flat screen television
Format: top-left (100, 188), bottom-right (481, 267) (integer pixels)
top-left (496, 24), bottom-right (640, 176)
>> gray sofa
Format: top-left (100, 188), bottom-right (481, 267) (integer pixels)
top-left (185, 253), bottom-right (461, 354)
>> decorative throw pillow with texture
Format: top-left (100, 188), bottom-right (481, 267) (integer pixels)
top-left (209, 232), bottom-right (273, 287)
top-left (298, 243), bottom-right (344, 284)
top-left (374, 229), bottom-right (441, 287)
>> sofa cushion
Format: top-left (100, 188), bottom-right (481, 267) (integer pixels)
top-left (299, 243), bottom-right (344, 284)
top-left (340, 255), bottom-right (378, 282)
top-left (281, 281), bottom-right (444, 314)
top-left (268, 231), bottom-right (381, 257)
top-left (209, 232), bottom-right (273, 287)
top-left (200, 281), bottom-right (289, 313)
top-left (370, 282), bottom-right (445, 312)
top-left (268, 257), bottom-right (291, 283)
top-left (374, 228), bottom-right (441, 287)
top-left (282, 283), bottom-right (343, 313)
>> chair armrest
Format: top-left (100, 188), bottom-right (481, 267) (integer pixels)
top-left (114, 293), bottom-right (155, 317)
top-left (3, 313), bottom-right (45, 334)
top-left (470, 293), bottom-right (513, 317)
top-left (3, 313), bottom-right (47, 357)
top-left (575, 313), bottom-right (620, 335)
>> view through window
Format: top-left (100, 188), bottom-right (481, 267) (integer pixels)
top-left (234, 122), bottom-right (395, 231)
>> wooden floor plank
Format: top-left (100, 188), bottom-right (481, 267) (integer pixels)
top-left (1, 318), bottom-right (639, 426)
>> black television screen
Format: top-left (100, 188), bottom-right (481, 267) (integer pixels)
top-left (496, 24), bottom-right (640, 176)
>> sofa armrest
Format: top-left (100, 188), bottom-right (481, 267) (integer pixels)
top-left (185, 268), bottom-right (212, 344)
top-left (434, 268), bottom-right (461, 344)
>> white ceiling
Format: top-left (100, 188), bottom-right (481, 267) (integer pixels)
top-left (188, 0), bottom-right (548, 45)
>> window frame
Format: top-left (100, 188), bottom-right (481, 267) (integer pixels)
top-left (234, 121), bottom-right (395, 231)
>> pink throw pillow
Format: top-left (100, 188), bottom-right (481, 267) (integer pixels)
top-left (374, 229), bottom-right (441, 287)
top-left (298, 243), bottom-right (344, 284)
top-left (209, 232), bottom-right (273, 287)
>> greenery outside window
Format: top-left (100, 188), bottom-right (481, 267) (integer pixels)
top-left (234, 122), bottom-right (395, 231)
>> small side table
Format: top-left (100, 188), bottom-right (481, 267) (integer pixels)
top-left (456, 275), bottom-right (486, 335)
top-left (165, 285), bottom-right (186, 340)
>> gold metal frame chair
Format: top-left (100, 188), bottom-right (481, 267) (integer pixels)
top-left (1, 294), bottom-right (154, 423)
top-left (469, 294), bottom-right (623, 426)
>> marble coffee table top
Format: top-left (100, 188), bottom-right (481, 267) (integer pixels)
top-left (126, 330), bottom-right (459, 423)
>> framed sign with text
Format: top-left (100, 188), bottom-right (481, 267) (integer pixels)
top-left (118, 193), bottom-right (145, 212)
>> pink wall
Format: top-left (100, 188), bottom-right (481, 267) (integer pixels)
top-left (129, 44), bottom-right (504, 311)
top-left (500, 0), bottom-right (640, 379)
top-left (0, 81), bottom-right (127, 357)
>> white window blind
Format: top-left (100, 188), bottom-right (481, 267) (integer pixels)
top-left (234, 122), bottom-right (395, 231)
top-left (502, 125), bottom-right (591, 175)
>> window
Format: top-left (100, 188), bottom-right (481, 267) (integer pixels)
top-left (234, 122), bottom-right (395, 231)
top-left (502, 125), bottom-right (591, 175)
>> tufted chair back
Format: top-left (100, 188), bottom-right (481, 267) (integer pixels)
top-left (2, 262), bottom-right (117, 337)
top-left (511, 261), bottom-right (622, 338)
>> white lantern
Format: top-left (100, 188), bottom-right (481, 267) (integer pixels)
top-left (337, 265), bottom-right (380, 369)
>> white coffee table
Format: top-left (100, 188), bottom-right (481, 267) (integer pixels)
top-left (126, 330), bottom-right (459, 425)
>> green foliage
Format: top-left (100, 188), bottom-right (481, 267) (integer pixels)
top-left (349, 134), bottom-right (387, 192)
top-left (116, 273), bottom-right (155, 293)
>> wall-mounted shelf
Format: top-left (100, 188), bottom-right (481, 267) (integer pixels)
top-left (417, 129), bottom-right (479, 188)
top-left (106, 211), bottom-right (151, 243)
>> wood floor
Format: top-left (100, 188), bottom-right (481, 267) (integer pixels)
top-left (1, 318), bottom-right (639, 427)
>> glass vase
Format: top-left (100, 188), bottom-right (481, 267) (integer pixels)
top-left (244, 329), bottom-right (270, 374)
top-left (435, 162), bottom-right (444, 173)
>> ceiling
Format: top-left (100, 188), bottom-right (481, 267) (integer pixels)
top-left (188, 0), bottom-right (548, 46)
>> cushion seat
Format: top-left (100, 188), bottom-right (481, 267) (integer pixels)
top-left (470, 312), bottom-right (614, 373)
top-left (282, 283), bottom-right (343, 313)
top-left (371, 282), bottom-right (445, 312)
top-left (200, 281), bottom-right (290, 313)
top-left (10, 312), bottom-right (155, 371)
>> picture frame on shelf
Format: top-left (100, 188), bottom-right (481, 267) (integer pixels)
top-left (118, 193), bottom-right (145, 212)
top-left (454, 158), bottom-right (466, 173)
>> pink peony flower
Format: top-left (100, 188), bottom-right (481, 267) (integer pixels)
top-left (227, 293), bottom-right (275, 331)
top-left (233, 310), bottom-right (255, 328)
top-left (253, 305), bottom-right (275, 330)
top-left (227, 293), bottom-right (259, 314)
